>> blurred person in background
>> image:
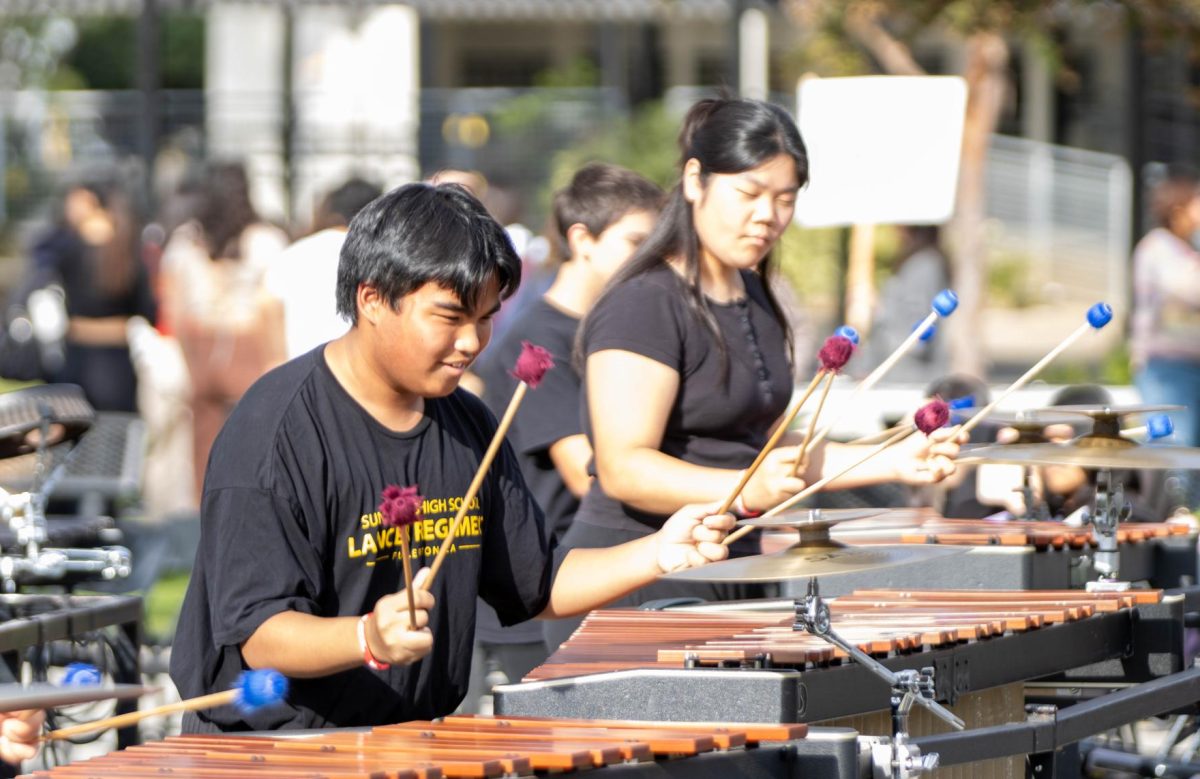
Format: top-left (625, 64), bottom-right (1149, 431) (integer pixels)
top-left (161, 162), bottom-right (289, 503)
top-left (1131, 166), bottom-right (1200, 508)
top-left (265, 178), bottom-right (382, 359)
top-left (1132, 168), bottom-right (1200, 444)
top-left (19, 174), bottom-right (156, 411)
top-left (861, 224), bottom-right (952, 384)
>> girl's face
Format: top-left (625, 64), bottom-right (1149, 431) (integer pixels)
top-left (684, 152), bottom-right (800, 272)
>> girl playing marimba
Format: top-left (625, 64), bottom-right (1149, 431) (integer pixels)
top-left (549, 96), bottom-right (962, 648)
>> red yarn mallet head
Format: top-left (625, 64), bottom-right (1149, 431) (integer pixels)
top-left (511, 341), bottom-right (555, 388)
top-left (379, 485), bottom-right (423, 528)
top-left (817, 335), bottom-right (855, 374)
top-left (914, 398), bottom-right (951, 436)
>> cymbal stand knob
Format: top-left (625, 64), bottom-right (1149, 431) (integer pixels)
top-left (796, 578), bottom-right (832, 636)
top-left (871, 673), bottom-right (942, 779)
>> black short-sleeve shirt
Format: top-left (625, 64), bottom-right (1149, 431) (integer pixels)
top-left (576, 265), bottom-right (793, 533)
top-left (169, 348), bottom-right (561, 730)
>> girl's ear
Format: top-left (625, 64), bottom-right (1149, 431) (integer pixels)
top-left (682, 158), bottom-right (704, 204)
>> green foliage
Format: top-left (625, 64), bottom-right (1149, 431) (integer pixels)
top-left (26, 12), bottom-right (205, 91)
top-left (547, 100), bottom-right (681, 194)
top-left (776, 224), bottom-right (844, 306)
top-left (986, 251), bottom-right (1039, 308)
top-left (493, 57), bottom-right (601, 136)
top-left (64, 16), bottom-right (135, 89)
top-left (0, 16), bottom-right (80, 89)
top-left (144, 570), bottom-right (190, 641)
top-left (162, 13), bottom-right (205, 90)
top-left (1040, 340), bottom-right (1133, 386)
top-left (533, 57), bottom-right (599, 89)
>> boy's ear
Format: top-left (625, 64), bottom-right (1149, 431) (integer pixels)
top-left (565, 222), bottom-right (594, 261)
top-left (356, 283), bottom-right (388, 325)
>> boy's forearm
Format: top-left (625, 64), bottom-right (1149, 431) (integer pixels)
top-left (539, 539), bottom-right (660, 618)
top-left (241, 611), bottom-right (363, 678)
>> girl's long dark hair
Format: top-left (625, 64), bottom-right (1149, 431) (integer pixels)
top-left (197, 162), bottom-right (260, 260)
top-left (580, 97), bottom-right (808, 370)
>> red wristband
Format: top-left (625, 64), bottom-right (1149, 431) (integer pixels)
top-left (357, 613), bottom-right (391, 671)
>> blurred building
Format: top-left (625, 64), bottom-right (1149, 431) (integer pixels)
top-left (0, 1), bottom-right (1195, 241)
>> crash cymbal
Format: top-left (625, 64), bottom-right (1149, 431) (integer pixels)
top-left (1030, 404), bottom-right (1183, 418)
top-left (981, 410), bottom-right (1089, 429)
top-left (662, 542), bottom-right (965, 583)
top-left (958, 439), bottom-right (1200, 470)
top-left (736, 507), bottom-right (888, 530)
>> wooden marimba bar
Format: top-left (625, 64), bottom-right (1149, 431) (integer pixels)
top-left (21, 715), bottom-right (808, 779)
top-left (527, 588), bottom-right (1161, 682)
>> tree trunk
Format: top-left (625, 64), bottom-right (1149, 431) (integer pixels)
top-left (948, 31), bottom-right (1008, 379)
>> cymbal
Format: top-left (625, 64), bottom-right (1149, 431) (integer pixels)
top-left (981, 410), bottom-right (1090, 429)
top-left (662, 542), bottom-right (965, 583)
top-left (959, 439), bottom-right (1200, 470)
top-left (0, 683), bottom-right (152, 712)
top-left (1031, 404), bottom-right (1183, 418)
top-left (0, 385), bottom-right (94, 459)
top-left (737, 507), bottom-right (888, 530)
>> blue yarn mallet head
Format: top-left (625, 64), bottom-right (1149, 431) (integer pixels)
top-left (1147, 414), bottom-right (1174, 441)
top-left (913, 321), bottom-right (937, 343)
top-left (1087, 303), bottom-right (1113, 329)
top-left (946, 394), bottom-right (974, 424)
top-left (233, 669), bottom-right (288, 714)
top-left (834, 325), bottom-right (859, 345)
top-left (63, 662), bottom-right (101, 687)
top-left (948, 395), bottom-right (975, 411)
top-left (932, 289), bottom-right (958, 317)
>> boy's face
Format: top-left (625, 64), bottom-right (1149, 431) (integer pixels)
top-left (584, 208), bottom-right (656, 281)
top-left (364, 278), bottom-right (501, 399)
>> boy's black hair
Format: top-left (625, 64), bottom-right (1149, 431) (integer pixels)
top-left (336, 183), bottom-right (521, 324)
top-left (552, 163), bottom-right (664, 261)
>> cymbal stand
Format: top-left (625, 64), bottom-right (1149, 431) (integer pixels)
top-left (0, 406), bottom-right (130, 592)
top-left (794, 578), bottom-right (964, 779)
top-left (1082, 468), bottom-right (1131, 583)
top-left (7, 403), bottom-right (61, 558)
top-left (1015, 476), bottom-right (1050, 522)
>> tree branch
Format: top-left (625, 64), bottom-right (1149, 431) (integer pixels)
top-left (844, 3), bottom-right (926, 76)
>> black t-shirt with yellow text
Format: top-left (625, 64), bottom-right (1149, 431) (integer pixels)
top-left (170, 347), bottom-right (560, 731)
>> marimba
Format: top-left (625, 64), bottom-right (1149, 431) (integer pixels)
top-left (498, 587), bottom-right (1182, 719)
top-left (21, 715), bottom-right (832, 779)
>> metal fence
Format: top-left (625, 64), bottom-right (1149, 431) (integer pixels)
top-left (2, 86), bottom-right (1135, 307)
top-left (984, 134), bottom-right (1133, 307)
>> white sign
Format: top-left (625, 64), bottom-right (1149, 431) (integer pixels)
top-left (793, 76), bottom-right (967, 227)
